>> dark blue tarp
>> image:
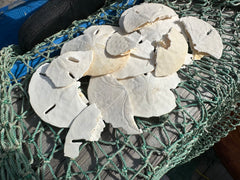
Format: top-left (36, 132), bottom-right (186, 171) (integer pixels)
top-left (0, 0), bottom-right (48, 50)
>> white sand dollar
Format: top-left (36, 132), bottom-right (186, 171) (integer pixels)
top-left (180, 16), bottom-right (223, 59)
top-left (46, 51), bottom-right (93, 88)
top-left (28, 64), bottom-right (87, 128)
top-left (119, 3), bottom-right (177, 33)
top-left (88, 75), bottom-right (142, 134)
top-left (111, 55), bottom-right (155, 79)
top-left (119, 72), bottom-right (180, 118)
top-left (155, 28), bottom-right (188, 76)
top-left (64, 104), bottom-right (105, 159)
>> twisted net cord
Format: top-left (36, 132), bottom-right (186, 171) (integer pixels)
top-left (0, 0), bottom-right (240, 179)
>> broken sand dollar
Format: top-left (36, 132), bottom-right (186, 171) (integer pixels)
top-left (46, 51), bottom-right (93, 88)
top-left (180, 16), bottom-right (223, 60)
top-left (61, 34), bottom-right (93, 54)
top-left (64, 103), bottom-right (105, 159)
top-left (155, 28), bottom-right (188, 76)
top-left (111, 55), bottom-right (155, 79)
top-left (28, 63), bottom-right (87, 128)
top-left (119, 72), bottom-right (180, 118)
top-left (119, 3), bottom-right (177, 33)
top-left (88, 74), bottom-right (142, 134)
top-left (139, 16), bottom-right (181, 43)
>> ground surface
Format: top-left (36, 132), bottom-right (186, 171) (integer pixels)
top-left (0, 1), bottom-right (235, 180)
top-left (0, 0), bottom-right (16, 8)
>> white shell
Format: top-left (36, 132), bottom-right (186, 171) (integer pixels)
top-left (111, 55), bottom-right (155, 79)
top-left (64, 103), bottom-right (105, 159)
top-left (61, 25), bottom-right (119, 54)
top-left (155, 28), bottom-right (188, 76)
top-left (61, 34), bottom-right (93, 54)
top-left (46, 51), bottom-right (93, 88)
top-left (119, 3), bottom-right (177, 33)
top-left (139, 16), bottom-right (181, 43)
top-left (119, 72), bottom-right (180, 118)
top-left (84, 25), bottom-right (120, 40)
top-left (28, 64), bottom-right (87, 128)
top-left (180, 16), bottom-right (223, 59)
top-left (85, 30), bottom-right (130, 76)
top-left (85, 44), bottom-right (130, 76)
top-left (106, 33), bottom-right (134, 56)
top-left (106, 32), bottom-right (141, 56)
top-left (130, 38), bottom-right (155, 60)
top-left (183, 53), bottom-right (193, 66)
top-left (88, 75), bottom-right (142, 134)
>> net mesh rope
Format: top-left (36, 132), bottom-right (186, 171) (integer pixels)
top-left (0, 0), bottom-right (240, 179)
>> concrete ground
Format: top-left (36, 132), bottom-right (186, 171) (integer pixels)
top-left (0, 0), bottom-right (16, 8)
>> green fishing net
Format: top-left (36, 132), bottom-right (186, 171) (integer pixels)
top-left (0, 0), bottom-right (240, 179)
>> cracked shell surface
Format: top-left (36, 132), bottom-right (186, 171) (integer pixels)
top-left (111, 55), bottom-right (155, 79)
top-left (139, 16), bottom-right (181, 43)
top-left (130, 37), bottom-right (155, 60)
top-left (155, 28), bottom-right (188, 76)
top-left (181, 16), bottom-right (223, 59)
top-left (46, 51), bottom-right (93, 88)
top-left (61, 34), bottom-right (93, 54)
top-left (28, 64), bottom-right (87, 128)
top-left (88, 74), bottom-right (142, 134)
top-left (119, 2), bottom-right (177, 33)
top-left (106, 31), bottom-right (141, 56)
top-left (119, 72), bottom-right (180, 118)
top-left (85, 34), bottom-right (130, 76)
top-left (64, 104), bottom-right (105, 159)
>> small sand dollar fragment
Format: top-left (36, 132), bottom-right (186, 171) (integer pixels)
top-left (28, 64), bottom-right (87, 128)
top-left (119, 72), bottom-right (180, 118)
top-left (119, 3), bottom-right (177, 33)
top-left (111, 55), bottom-right (155, 79)
top-left (46, 51), bottom-right (93, 88)
top-left (64, 104), bottom-right (105, 159)
top-left (88, 75), bottom-right (142, 134)
top-left (181, 16), bottom-right (223, 59)
top-left (155, 28), bottom-right (188, 76)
